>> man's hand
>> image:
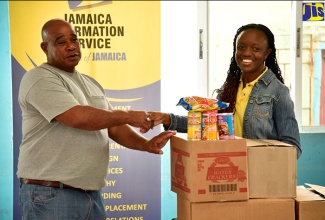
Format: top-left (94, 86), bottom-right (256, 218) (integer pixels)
top-left (55, 106), bottom-right (152, 131)
top-left (143, 130), bottom-right (177, 154)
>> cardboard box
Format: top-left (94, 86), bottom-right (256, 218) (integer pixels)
top-left (295, 184), bottom-right (325, 220)
top-left (170, 133), bottom-right (248, 202)
top-left (177, 195), bottom-right (295, 220)
top-left (247, 139), bottom-right (297, 198)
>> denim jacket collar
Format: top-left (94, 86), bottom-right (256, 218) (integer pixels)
top-left (258, 69), bottom-right (276, 86)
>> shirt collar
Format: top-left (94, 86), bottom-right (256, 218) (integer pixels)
top-left (240, 66), bottom-right (269, 86)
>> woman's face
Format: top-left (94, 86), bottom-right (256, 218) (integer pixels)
top-left (235, 29), bottom-right (272, 77)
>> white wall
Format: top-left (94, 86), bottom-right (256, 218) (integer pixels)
top-left (161, 1), bottom-right (204, 115)
top-left (161, 1), bottom-right (202, 219)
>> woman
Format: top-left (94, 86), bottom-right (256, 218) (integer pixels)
top-left (146, 23), bottom-right (301, 158)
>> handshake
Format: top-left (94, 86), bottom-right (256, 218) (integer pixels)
top-left (124, 110), bottom-right (175, 155)
top-left (138, 111), bottom-right (171, 134)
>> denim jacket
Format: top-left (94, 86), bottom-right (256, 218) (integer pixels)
top-left (166, 69), bottom-right (302, 158)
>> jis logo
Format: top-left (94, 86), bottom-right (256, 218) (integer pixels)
top-left (302, 2), bottom-right (325, 21)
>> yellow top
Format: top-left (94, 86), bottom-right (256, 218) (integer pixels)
top-left (234, 67), bottom-right (268, 137)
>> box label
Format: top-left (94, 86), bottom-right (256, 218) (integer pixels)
top-left (173, 153), bottom-right (190, 193)
top-left (170, 136), bottom-right (248, 202)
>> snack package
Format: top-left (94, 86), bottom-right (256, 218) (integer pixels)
top-left (177, 96), bottom-right (229, 112)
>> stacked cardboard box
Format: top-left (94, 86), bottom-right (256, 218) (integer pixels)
top-left (247, 139), bottom-right (297, 198)
top-left (177, 196), bottom-right (294, 220)
top-left (170, 134), bottom-right (297, 220)
top-left (170, 133), bottom-right (248, 202)
top-left (295, 184), bottom-right (325, 220)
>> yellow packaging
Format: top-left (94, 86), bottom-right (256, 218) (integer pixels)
top-left (188, 112), bottom-right (202, 126)
top-left (187, 125), bottom-right (201, 140)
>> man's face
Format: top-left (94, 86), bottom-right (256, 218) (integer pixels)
top-left (41, 21), bottom-right (81, 73)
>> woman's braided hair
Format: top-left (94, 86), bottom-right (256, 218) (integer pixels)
top-left (218, 23), bottom-right (284, 113)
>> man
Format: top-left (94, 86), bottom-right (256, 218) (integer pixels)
top-left (17, 18), bottom-right (176, 220)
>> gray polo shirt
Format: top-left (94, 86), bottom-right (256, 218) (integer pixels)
top-left (17, 63), bottom-right (112, 190)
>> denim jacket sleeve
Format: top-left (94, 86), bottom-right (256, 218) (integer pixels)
top-left (163, 113), bottom-right (188, 133)
top-left (273, 85), bottom-right (302, 158)
top-left (243, 70), bottom-right (302, 158)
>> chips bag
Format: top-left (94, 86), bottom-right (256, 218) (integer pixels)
top-left (177, 96), bottom-right (229, 112)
